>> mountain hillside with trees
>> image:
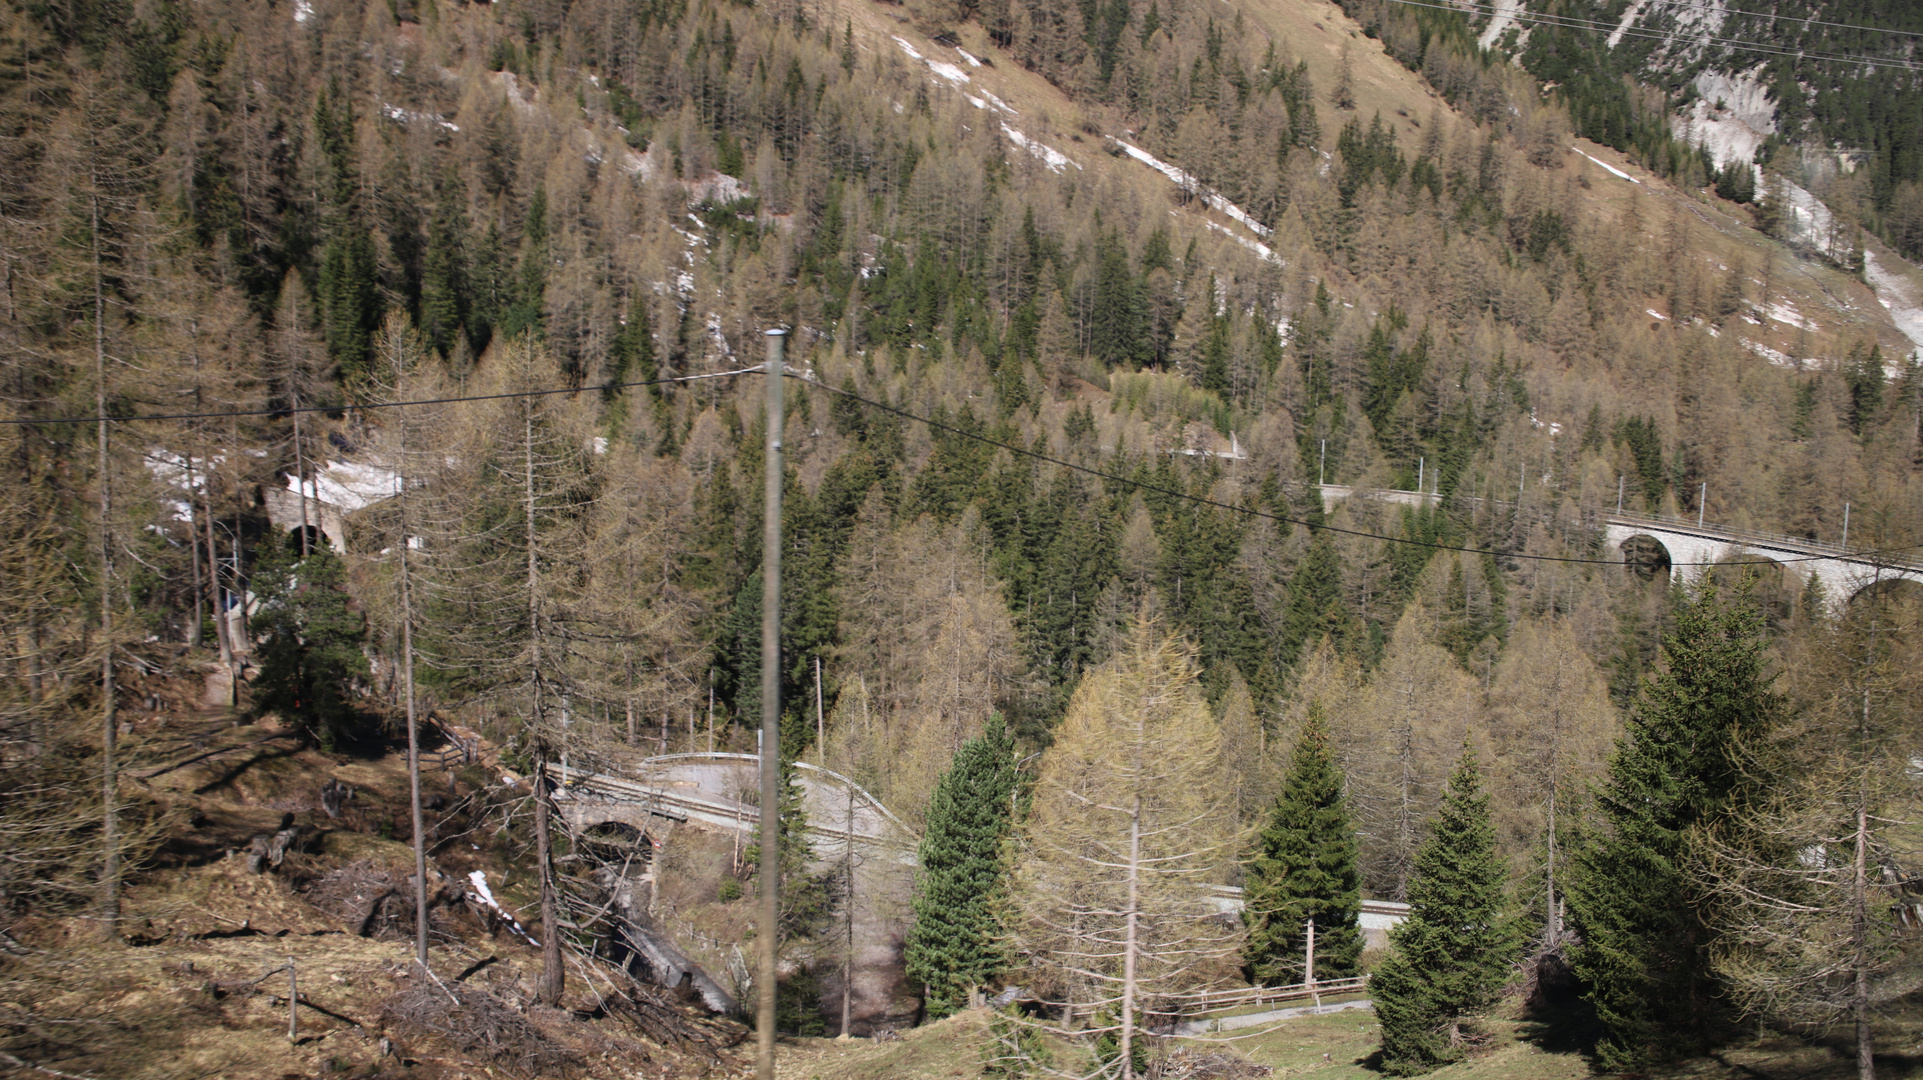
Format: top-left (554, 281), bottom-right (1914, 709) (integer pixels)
top-left (0, 0), bottom-right (1920, 1075)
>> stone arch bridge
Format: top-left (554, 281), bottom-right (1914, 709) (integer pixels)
top-left (548, 753), bottom-right (924, 1032)
top-left (1601, 511), bottom-right (1923, 601)
top-left (1319, 485), bottom-right (1922, 602)
top-left (549, 752), bottom-right (920, 859)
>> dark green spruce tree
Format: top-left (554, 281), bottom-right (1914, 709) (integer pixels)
top-left (746, 754), bottom-right (834, 1033)
top-left (904, 714), bottom-right (1019, 1018)
top-left (250, 534), bottom-right (373, 751)
top-left (1372, 745), bottom-right (1517, 1076)
top-left (748, 754), bottom-right (832, 944)
top-left (1565, 585), bottom-right (1780, 1070)
top-left (1242, 702), bottom-right (1362, 984)
top-left (1279, 532), bottom-right (1355, 665)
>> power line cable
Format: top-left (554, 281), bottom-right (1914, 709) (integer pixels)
top-left (1631, 0), bottom-right (1923, 40)
top-left (0, 366), bottom-right (763, 426)
top-left (791, 369), bottom-right (1922, 570)
top-left (1386, 0), bottom-right (1867, 54)
top-left (1522, 0), bottom-right (1923, 41)
top-left (1375, 0), bottom-right (1923, 72)
top-left (1402, 0), bottom-right (1922, 70)
top-left (4, 363), bottom-right (1913, 569)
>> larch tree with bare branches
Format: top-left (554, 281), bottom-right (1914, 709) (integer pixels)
top-left (1008, 617), bottom-right (1242, 1079)
top-left (1699, 571), bottom-right (1923, 1080)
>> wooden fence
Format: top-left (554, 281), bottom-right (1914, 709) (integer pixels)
top-left (1164, 975), bottom-right (1369, 1017)
top-left (1061, 975), bottom-right (1370, 1027)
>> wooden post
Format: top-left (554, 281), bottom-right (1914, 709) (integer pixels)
top-left (1120, 793), bottom-right (1141, 1080)
top-left (1306, 917), bottom-right (1319, 1012)
top-left (756, 330), bottom-right (786, 1080)
top-left (841, 782), bottom-right (854, 1038)
top-left (287, 957), bottom-right (299, 1042)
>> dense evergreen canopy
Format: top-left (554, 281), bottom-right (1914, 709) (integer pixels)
top-left (904, 713), bottom-right (1020, 1018)
top-left (1241, 702), bottom-right (1363, 984)
top-left (1371, 746), bottom-right (1517, 1076)
top-left (1566, 586), bottom-right (1783, 1069)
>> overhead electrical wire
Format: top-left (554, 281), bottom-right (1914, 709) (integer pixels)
top-left (3, 363), bottom-right (1914, 569)
top-left (1380, 0), bottom-right (1921, 71)
top-left (1625, 0), bottom-right (1923, 40)
top-left (1375, 0), bottom-right (1923, 72)
top-left (790, 369), bottom-right (1921, 570)
top-left (1380, 0), bottom-right (1913, 59)
top-left (0, 366), bottom-right (766, 426)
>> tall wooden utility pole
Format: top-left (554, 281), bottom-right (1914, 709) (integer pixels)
top-left (756, 330), bottom-right (786, 1080)
top-left (842, 782), bottom-right (855, 1038)
top-left (399, 429), bottom-right (428, 970)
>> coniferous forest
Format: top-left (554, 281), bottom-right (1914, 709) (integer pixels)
top-left (0, 0), bottom-right (1920, 1076)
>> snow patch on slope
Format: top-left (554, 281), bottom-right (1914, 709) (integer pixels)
top-left (144, 450), bottom-right (224, 523)
top-left (1002, 126), bottom-right (1080, 173)
top-left (1110, 139), bottom-right (1274, 241)
top-left (1573, 147), bottom-right (1639, 183)
top-left (1206, 220), bottom-right (1276, 262)
top-left (382, 103), bottom-right (459, 132)
top-left (286, 460), bottom-right (402, 513)
top-left (468, 871), bottom-right (540, 946)
top-left (896, 36), bottom-right (1016, 115)
top-left (1778, 180), bottom-right (1856, 262)
top-left (1863, 250), bottom-right (1923, 363)
top-left (1763, 300), bottom-right (1816, 333)
top-left (1606, 0), bottom-right (1652, 47)
top-left (1745, 340), bottom-right (1803, 369)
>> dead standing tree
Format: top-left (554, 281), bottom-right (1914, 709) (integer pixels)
top-left (358, 314), bottom-right (456, 969)
top-left (412, 334), bottom-right (603, 1006)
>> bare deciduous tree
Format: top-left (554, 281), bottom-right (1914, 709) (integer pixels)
top-left (1700, 571), bottom-right (1923, 1080)
top-left (1009, 618), bottom-right (1242, 1079)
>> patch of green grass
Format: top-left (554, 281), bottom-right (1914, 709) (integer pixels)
top-left (784, 995), bottom-right (1923, 1080)
top-left (1184, 1007), bottom-right (1384, 1078)
top-left (1208, 998), bottom-right (1923, 1080)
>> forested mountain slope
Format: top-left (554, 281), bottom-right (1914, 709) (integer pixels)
top-left (0, 0), bottom-right (1920, 1069)
top-left (1348, 0), bottom-right (1923, 263)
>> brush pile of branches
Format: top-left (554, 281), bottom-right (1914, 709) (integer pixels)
top-left (1150, 1047), bottom-right (1274, 1079)
top-left (381, 984), bottom-right (576, 1077)
top-left (296, 861), bottom-right (419, 939)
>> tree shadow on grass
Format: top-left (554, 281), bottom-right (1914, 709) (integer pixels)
top-left (1515, 952), bottom-right (1603, 1061)
top-left (191, 742), bottom-right (304, 796)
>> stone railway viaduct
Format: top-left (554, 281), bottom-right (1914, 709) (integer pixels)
top-left (1317, 484), bottom-right (1923, 602)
